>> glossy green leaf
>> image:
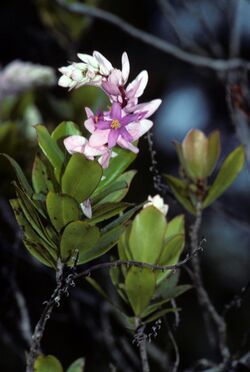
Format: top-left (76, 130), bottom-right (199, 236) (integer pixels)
top-left (142, 299), bottom-right (178, 319)
top-left (46, 192), bottom-right (80, 232)
top-left (159, 235), bottom-right (184, 266)
top-left (144, 308), bottom-right (179, 324)
top-left (206, 130), bottom-right (221, 176)
top-left (67, 358), bottom-right (85, 372)
top-left (125, 267), bottom-right (156, 316)
top-left (62, 153), bottom-right (102, 203)
top-left (15, 184), bottom-right (56, 250)
top-left (91, 181), bottom-right (128, 205)
top-left (157, 234), bottom-right (184, 283)
top-left (34, 355), bottom-right (63, 372)
top-left (99, 170), bottom-right (137, 203)
top-left (155, 271), bottom-right (180, 299)
top-left (51, 121), bottom-right (81, 142)
top-left (129, 206), bottom-right (167, 263)
top-left (118, 225), bottom-right (133, 261)
top-left (100, 204), bottom-right (141, 234)
top-left (1, 153), bottom-right (33, 196)
top-left (60, 221), bottom-right (100, 265)
top-left (10, 199), bottom-right (57, 267)
top-left (35, 125), bottom-right (64, 181)
top-left (93, 147), bottom-right (137, 196)
top-left (165, 215), bottom-right (184, 241)
top-left (89, 202), bottom-right (131, 224)
top-left (79, 224), bottom-right (125, 264)
top-left (203, 145), bottom-right (245, 208)
top-left (32, 154), bottom-right (55, 194)
top-left (164, 175), bottom-right (196, 214)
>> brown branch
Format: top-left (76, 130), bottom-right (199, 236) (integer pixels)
top-left (189, 203), bottom-right (230, 363)
top-left (55, 0), bottom-right (250, 71)
top-left (25, 260), bottom-right (76, 371)
top-left (75, 245), bottom-right (203, 280)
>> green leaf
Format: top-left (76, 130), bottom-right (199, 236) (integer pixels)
top-left (93, 147), bottom-right (137, 196)
top-left (98, 170), bottom-right (137, 203)
top-left (129, 206), bottom-right (167, 264)
top-left (46, 192), bottom-right (80, 232)
top-left (91, 181), bottom-right (128, 205)
top-left (142, 299), bottom-right (178, 318)
top-left (118, 225), bottom-right (133, 261)
top-left (34, 355), bottom-right (63, 372)
top-left (125, 267), bottom-right (156, 316)
top-left (165, 215), bottom-right (185, 241)
top-left (15, 184), bottom-right (56, 250)
top-left (144, 308), bottom-right (179, 324)
top-left (32, 154), bottom-right (55, 194)
top-left (159, 235), bottom-right (184, 266)
top-left (164, 175), bottom-right (196, 214)
top-left (62, 153), bottom-right (102, 203)
top-left (89, 202), bottom-right (131, 225)
top-left (60, 221), bottom-right (100, 265)
top-left (51, 121), bottom-right (81, 142)
top-left (1, 153), bottom-right (33, 196)
top-left (203, 145), bottom-right (245, 208)
top-left (157, 234), bottom-right (184, 283)
top-left (35, 125), bottom-right (64, 181)
top-left (79, 224), bottom-right (125, 264)
top-left (10, 199), bottom-right (57, 268)
top-left (206, 130), bottom-right (221, 176)
top-left (67, 358), bottom-right (85, 372)
top-left (154, 271), bottom-right (180, 299)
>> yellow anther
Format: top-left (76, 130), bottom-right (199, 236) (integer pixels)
top-left (111, 119), bottom-right (121, 129)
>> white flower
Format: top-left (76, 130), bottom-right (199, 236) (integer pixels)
top-left (143, 195), bottom-right (169, 216)
top-left (58, 51), bottom-right (113, 90)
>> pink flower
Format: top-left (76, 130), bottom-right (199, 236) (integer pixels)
top-left (64, 135), bottom-right (112, 168)
top-left (87, 102), bottom-right (154, 153)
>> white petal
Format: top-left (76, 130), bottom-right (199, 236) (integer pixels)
top-left (126, 119), bottom-right (153, 140)
top-left (64, 135), bottom-right (87, 154)
top-left (121, 52), bottom-right (130, 83)
top-left (89, 129), bottom-right (109, 147)
top-left (78, 53), bottom-right (99, 69)
top-left (58, 75), bottom-right (72, 88)
top-left (80, 199), bottom-right (92, 218)
top-left (128, 99), bottom-right (162, 118)
top-left (126, 70), bottom-right (148, 98)
top-left (117, 137), bottom-right (139, 153)
top-left (93, 51), bottom-right (113, 74)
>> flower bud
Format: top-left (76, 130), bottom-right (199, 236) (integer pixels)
top-left (176, 129), bottom-right (221, 180)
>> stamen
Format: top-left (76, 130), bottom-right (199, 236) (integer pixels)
top-left (111, 119), bottom-right (121, 129)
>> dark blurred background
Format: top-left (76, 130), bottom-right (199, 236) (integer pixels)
top-left (1, 0), bottom-right (250, 371)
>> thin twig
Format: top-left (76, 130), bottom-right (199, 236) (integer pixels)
top-left (166, 322), bottom-right (180, 372)
top-left (55, 0), bottom-right (250, 71)
top-left (75, 245), bottom-right (203, 280)
top-left (189, 203), bottom-right (230, 363)
top-left (25, 260), bottom-right (76, 371)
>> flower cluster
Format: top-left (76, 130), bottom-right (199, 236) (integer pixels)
top-left (59, 51), bottom-right (161, 168)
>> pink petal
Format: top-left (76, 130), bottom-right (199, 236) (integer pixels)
top-left (121, 52), bottom-right (130, 83)
top-left (120, 127), bottom-right (133, 142)
top-left (108, 130), bottom-right (119, 148)
top-left (84, 117), bottom-right (95, 133)
top-left (89, 129), bottom-right (109, 146)
top-left (85, 107), bottom-right (94, 118)
top-left (126, 119), bottom-right (153, 140)
top-left (126, 70), bottom-right (148, 99)
top-left (80, 199), bottom-right (92, 218)
top-left (99, 150), bottom-right (112, 168)
top-left (117, 137), bottom-right (139, 153)
top-left (111, 102), bottom-right (122, 119)
top-left (64, 135), bottom-right (87, 154)
top-left (102, 80), bottom-right (120, 95)
top-left (127, 99), bottom-right (162, 118)
top-left (84, 143), bottom-right (107, 157)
